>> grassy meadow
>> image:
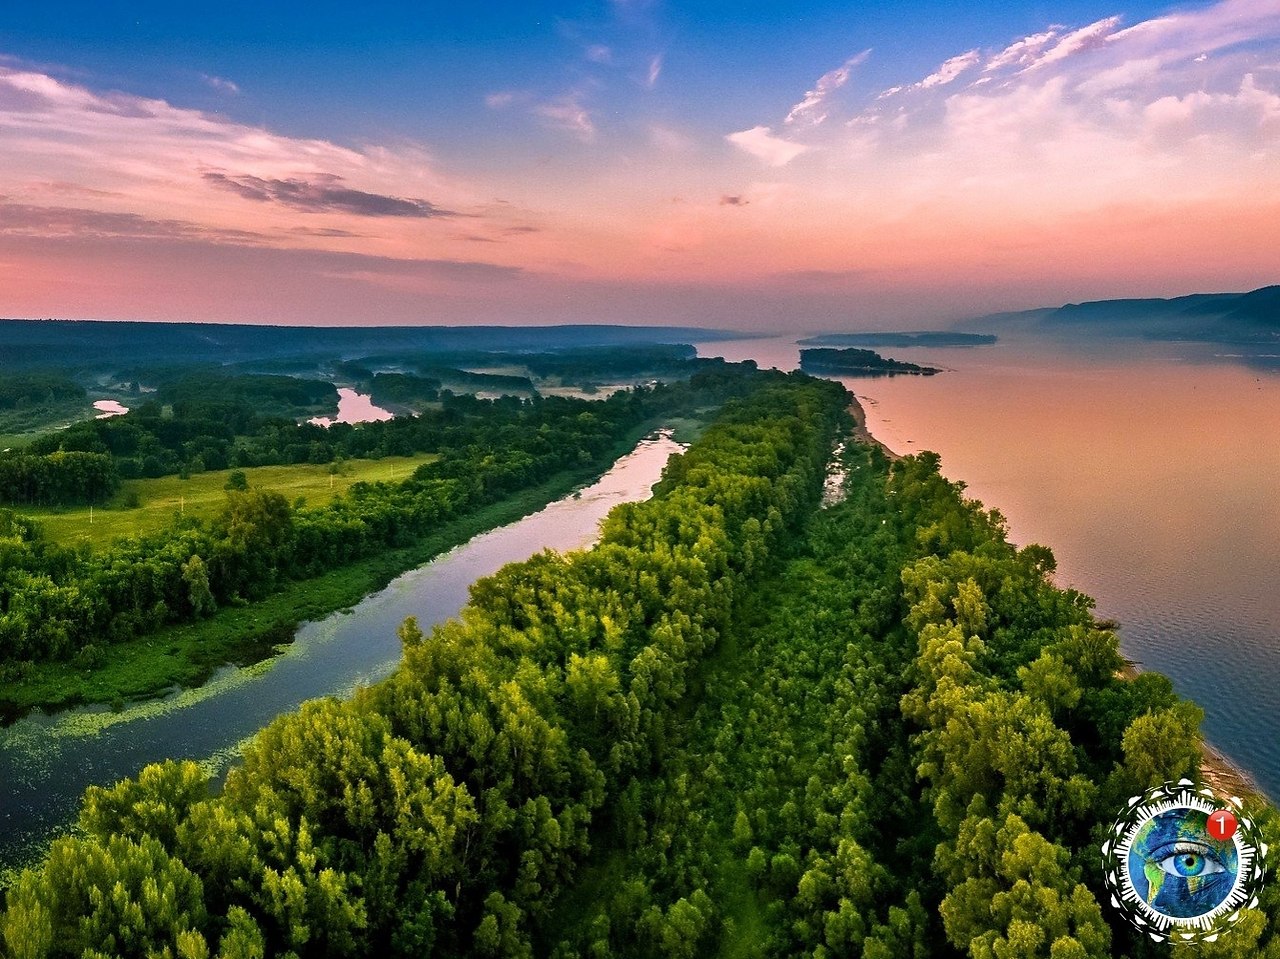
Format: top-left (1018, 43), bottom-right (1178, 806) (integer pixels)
top-left (22, 455), bottom-right (439, 548)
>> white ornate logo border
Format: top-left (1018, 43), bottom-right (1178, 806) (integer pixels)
top-left (1101, 779), bottom-right (1268, 945)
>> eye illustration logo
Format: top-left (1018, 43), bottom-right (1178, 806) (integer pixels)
top-left (1102, 780), bottom-right (1268, 944)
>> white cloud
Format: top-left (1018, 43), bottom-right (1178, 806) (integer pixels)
top-left (534, 92), bottom-right (595, 141)
top-left (801, 0), bottom-right (1280, 233)
top-left (1143, 73), bottom-right (1280, 131)
top-left (0, 62), bottom-right (467, 240)
top-left (785, 50), bottom-right (871, 125)
top-left (879, 49), bottom-right (979, 98)
top-left (918, 49), bottom-right (980, 88)
top-left (1106, 0), bottom-right (1280, 61)
top-left (725, 126), bottom-right (809, 166)
top-left (1076, 57), bottom-right (1162, 95)
top-left (585, 44), bottom-right (613, 65)
top-left (1024, 16), bottom-right (1124, 71)
top-left (985, 30), bottom-right (1060, 72)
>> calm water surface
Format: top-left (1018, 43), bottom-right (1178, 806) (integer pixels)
top-left (700, 333), bottom-right (1280, 799)
top-left (309, 387), bottom-right (394, 426)
top-left (0, 431), bottom-right (683, 874)
top-left (92, 399), bottom-right (128, 419)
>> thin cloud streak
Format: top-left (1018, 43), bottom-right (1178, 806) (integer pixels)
top-left (203, 172), bottom-right (455, 218)
top-left (200, 74), bottom-right (240, 94)
top-left (647, 53), bottom-right (664, 88)
top-left (786, 50), bottom-right (871, 125)
top-left (534, 92), bottom-right (596, 140)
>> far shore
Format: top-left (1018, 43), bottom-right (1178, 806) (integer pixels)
top-left (848, 393), bottom-right (1266, 806)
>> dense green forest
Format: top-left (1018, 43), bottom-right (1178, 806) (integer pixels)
top-left (4, 372), bottom-right (1278, 958)
top-left (0, 373), bottom-right (85, 410)
top-left (150, 373), bottom-right (339, 419)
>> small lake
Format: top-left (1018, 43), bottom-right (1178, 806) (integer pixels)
top-left (308, 387), bottom-right (394, 426)
top-left (92, 399), bottom-right (128, 419)
top-left (0, 430), bottom-right (683, 876)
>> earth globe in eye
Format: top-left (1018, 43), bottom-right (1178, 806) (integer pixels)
top-left (1127, 808), bottom-right (1237, 919)
top-left (1103, 781), bottom-right (1265, 945)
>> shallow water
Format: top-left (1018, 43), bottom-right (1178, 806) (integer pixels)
top-left (0, 431), bottom-right (683, 874)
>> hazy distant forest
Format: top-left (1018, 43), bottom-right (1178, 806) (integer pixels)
top-left (2, 328), bottom-right (1279, 959)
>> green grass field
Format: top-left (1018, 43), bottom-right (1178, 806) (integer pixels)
top-left (22, 455), bottom-right (439, 548)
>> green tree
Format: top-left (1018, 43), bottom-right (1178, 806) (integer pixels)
top-left (182, 555), bottom-right (216, 617)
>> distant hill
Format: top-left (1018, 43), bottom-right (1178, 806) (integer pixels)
top-left (0, 319), bottom-right (743, 372)
top-left (975, 285), bottom-right (1280, 344)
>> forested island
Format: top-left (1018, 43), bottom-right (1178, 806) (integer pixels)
top-left (4, 365), bottom-right (1278, 958)
top-left (799, 347), bottom-right (943, 376)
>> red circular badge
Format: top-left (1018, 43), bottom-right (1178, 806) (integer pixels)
top-left (1208, 808), bottom-right (1238, 841)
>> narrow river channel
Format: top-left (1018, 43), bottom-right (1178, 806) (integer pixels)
top-left (0, 430), bottom-right (684, 876)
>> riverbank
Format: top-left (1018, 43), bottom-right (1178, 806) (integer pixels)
top-left (0, 426), bottom-right (688, 885)
top-left (1117, 661), bottom-right (1264, 802)
top-left (0, 420), bottom-right (663, 723)
top-left (853, 393), bottom-right (1264, 804)
top-left (848, 394), bottom-right (900, 461)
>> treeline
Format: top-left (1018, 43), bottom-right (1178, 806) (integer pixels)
top-left (799, 347), bottom-right (941, 376)
top-left (418, 366), bottom-right (534, 393)
top-left (2, 348), bottom-right (715, 504)
top-left (0, 366), bottom-right (772, 670)
top-left (10, 388), bottom-right (606, 497)
top-left (0, 372), bottom-right (84, 409)
top-left (152, 372), bottom-right (339, 418)
top-left (367, 372), bottom-right (441, 408)
top-left (0, 451), bottom-right (118, 506)
top-left (0, 373), bottom-right (848, 959)
top-left (519, 345), bottom-right (696, 380)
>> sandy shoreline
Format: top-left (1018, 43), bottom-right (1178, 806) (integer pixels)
top-left (849, 392), bottom-right (1265, 805)
top-left (847, 395), bottom-right (901, 461)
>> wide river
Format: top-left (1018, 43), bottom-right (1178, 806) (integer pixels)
top-left (0, 431), bottom-right (683, 875)
top-left (702, 332), bottom-right (1280, 800)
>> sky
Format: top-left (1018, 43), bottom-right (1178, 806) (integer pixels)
top-left (1, 0), bottom-right (1278, 330)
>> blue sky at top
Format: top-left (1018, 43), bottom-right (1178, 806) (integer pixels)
top-left (0, 1), bottom-right (1179, 149)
